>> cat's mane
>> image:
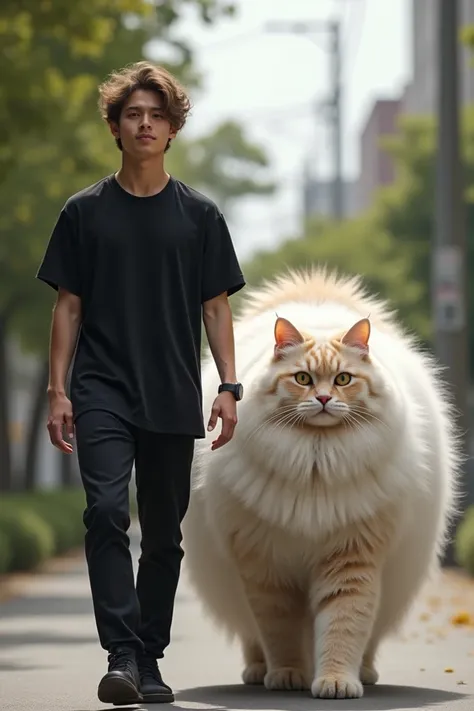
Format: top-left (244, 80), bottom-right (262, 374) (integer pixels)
top-left (237, 266), bottom-right (402, 336)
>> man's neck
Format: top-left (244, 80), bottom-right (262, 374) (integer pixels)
top-left (115, 157), bottom-right (170, 197)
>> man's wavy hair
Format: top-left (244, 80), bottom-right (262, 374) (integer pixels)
top-left (98, 61), bottom-right (191, 152)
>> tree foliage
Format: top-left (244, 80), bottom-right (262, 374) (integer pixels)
top-left (173, 120), bottom-right (275, 213)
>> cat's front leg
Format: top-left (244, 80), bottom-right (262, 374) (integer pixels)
top-left (310, 546), bottom-right (381, 700)
top-left (241, 639), bottom-right (267, 685)
top-left (241, 576), bottom-right (309, 691)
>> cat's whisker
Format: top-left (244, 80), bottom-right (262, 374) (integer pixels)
top-left (286, 412), bottom-right (305, 429)
top-left (352, 412), bottom-right (390, 431)
top-left (341, 413), bottom-right (366, 435)
top-left (245, 406), bottom-right (297, 431)
top-left (341, 409), bottom-right (374, 428)
top-left (343, 412), bottom-right (373, 429)
top-left (245, 408), bottom-right (302, 443)
top-left (263, 405), bottom-right (300, 422)
top-left (270, 411), bottom-right (306, 432)
top-left (346, 405), bottom-right (390, 430)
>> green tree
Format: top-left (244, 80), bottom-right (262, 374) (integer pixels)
top-left (171, 120), bottom-right (275, 214)
top-left (239, 212), bottom-right (423, 331)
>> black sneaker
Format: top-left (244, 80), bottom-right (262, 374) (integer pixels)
top-left (97, 647), bottom-right (143, 706)
top-left (138, 653), bottom-right (174, 703)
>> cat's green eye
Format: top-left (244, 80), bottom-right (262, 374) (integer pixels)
top-left (335, 372), bottom-right (352, 386)
top-left (295, 371), bottom-right (313, 386)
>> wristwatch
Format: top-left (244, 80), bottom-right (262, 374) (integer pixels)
top-left (218, 382), bottom-right (244, 401)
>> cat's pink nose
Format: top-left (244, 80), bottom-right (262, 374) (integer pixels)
top-left (316, 395), bottom-right (332, 406)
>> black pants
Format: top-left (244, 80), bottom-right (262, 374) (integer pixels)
top-left (75, 409), bottom-right (194, 659)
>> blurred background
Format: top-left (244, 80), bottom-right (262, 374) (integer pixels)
top-left (1, 0), bottom-right (474, 578)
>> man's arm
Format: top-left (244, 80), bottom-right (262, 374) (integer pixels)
top-left (203, 292), bottom-right (237, 383)
top-left (47, 288), bottom-right (82, 453)
top-left (203, 292), bottom-right (238, 450)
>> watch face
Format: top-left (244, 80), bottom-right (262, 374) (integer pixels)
top-left (236, 383), bottom-right (244, 400)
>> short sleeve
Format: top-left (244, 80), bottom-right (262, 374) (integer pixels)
top-left (36, 203), bottom-right (82, 297)
top-left (201, 206), bottom-right (245, 303)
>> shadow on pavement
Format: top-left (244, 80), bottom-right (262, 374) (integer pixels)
top-left (173, 683), bottom-right (469, 710)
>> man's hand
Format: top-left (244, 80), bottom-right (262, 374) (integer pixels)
top-left (207, 391), bottom-right (238, 451)
top-left (47, 392), bottom-right (75, 454)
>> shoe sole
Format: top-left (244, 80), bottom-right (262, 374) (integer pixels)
top-left (97, 675), bottom-right (143, 706)
top-left (142, 691), bottom-right (175, 703)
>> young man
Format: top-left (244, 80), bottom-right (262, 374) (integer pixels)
top-left (36, 61), bottom-right (245, 706)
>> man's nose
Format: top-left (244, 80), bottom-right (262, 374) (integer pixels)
top-left (139, 114), bottom-right (152, 128)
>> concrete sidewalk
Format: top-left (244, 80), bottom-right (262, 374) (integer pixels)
top-left (1, 529), bottom-right (473, 711)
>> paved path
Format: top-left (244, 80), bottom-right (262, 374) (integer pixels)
top-left (1, 528), bottom-right (473, 711)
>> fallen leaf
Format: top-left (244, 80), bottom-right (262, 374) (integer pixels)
top-left (451, 611), bottom-right (473, 626)
top-left (444, 667), bottom-right (454, 673)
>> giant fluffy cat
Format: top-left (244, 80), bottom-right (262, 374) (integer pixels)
top-left (182, 268), bottom-right (459, 699)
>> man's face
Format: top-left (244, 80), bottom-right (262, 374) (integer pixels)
top-left (110, 89), bottom-right (177, 158)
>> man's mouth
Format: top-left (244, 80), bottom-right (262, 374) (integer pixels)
top-left (137, 134), bottom-right (155, 140)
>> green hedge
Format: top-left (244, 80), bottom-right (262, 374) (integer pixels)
top-left (455, 505), bottom-right (474, 576)
top-left (0, 488), bottom-right (86, 574)
top-left (0, 530), bottom-right (11, 573)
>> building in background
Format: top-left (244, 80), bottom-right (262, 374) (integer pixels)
top-left (354, 0), bottom-right (474, 215)
top-left (302, 175), bottom-right (358, 221)
top-left (356, 98), bottom-right (402, 213)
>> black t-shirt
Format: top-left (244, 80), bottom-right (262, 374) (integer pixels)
top-left (36, 174), bottom-right (245, 438)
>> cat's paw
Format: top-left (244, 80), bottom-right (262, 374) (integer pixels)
top-left (242, 662), bottom-right (267, 685)
top-left (264, 667), bottom-right (309, 691)
top-left (311, 674), bottom-right (363, 699)
top-left (360, 663), bottom-right (379, 685)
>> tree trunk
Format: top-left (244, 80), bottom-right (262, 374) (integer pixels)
top-left (0, 313), bottom-right (12, 492)
top-left (24, 358), bottom-right (49, 491)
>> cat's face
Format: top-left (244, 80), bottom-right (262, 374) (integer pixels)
top-left (265, 316), bottom-right (383, 430)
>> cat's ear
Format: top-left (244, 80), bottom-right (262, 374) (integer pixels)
top-left (274, 317), bottom-right (304, 358)
top-left (341, 318), bottom-right (371, 355)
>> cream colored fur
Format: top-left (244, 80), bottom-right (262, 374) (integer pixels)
top-left (182, 268), bottom-right (460, 699)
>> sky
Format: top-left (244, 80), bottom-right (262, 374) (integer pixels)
top-left (156, 0), bottom-right (413, 261)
